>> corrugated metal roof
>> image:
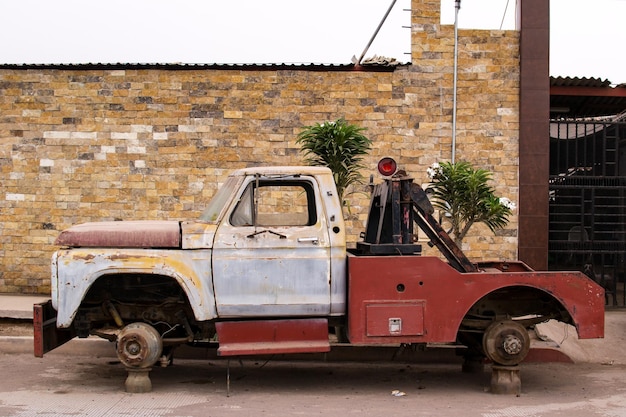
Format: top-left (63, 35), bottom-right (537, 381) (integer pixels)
top-left (550, 76), bottom-right (614, 88)
top-left (0, 61), bottom-right (404, 72)
top-left (550, 76), bottom-right (626, 119)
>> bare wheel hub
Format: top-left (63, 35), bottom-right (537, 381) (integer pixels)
top-left (482, 320), bottom-right (530, 366)
top-left (502, 334), bottom-right (523, 355)
top-left (116, 322), bottom-right (163, 369)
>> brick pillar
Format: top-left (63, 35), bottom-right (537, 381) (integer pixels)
top-left (517, 0), bottom-right (550, 270)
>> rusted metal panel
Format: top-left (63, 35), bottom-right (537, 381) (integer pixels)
top-left (347, 254), bottom-right (605, 344)
top-left (329, 247), bottom-right (347, 315)
top-left (33, 300), bottom-right (75, 357)
top-left (53, 248), bottom-right (217, 327)
top-left (476, 261), bottom-right (533, 273)
top-left (318, 172), bottom-right (347, 316)
top-left (55, 221), bottom-right (181, 248)
top-left (229, 166), bottom-right (335, 178)
top-left (181, 221), bottom-right (217, 249)
top-left (365, 302), bottom-right (425, 337)
top-left (212, 174), bottom-right (335, 317)
top-left (216, 318), bottom-right (330, 356)
top-left (213, 243), bottom-right (332, 317)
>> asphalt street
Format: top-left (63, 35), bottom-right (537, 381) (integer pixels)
top-left (1, 297), bottom-right (625, 416)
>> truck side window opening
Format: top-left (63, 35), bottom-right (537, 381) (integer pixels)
top-left (230, 180), bottom-right (317, 227)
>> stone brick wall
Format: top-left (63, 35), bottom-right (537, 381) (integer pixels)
top-left (0, 0), bottom-right (520, 294)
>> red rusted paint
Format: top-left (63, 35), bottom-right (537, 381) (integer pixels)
top-left (476, 261), bottom-right (533, 273)
top-left (33, 300), bottom-right (75, 357)
top-left (71, 254), bottom-right (95, 261)
top-left (33, 302), bottom-right (45, 358)
top-left (55, 221), bottom-right (181, 248)
top-left (365, 302), bottom-right (425, 336)
top-left (216, 318), bottom-right (330, 356)
top-left (347, 255), bottom-right (604, 345)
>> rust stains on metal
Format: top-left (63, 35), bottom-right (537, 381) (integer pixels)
top-left (107, 253), bottom-right (147, 261)
top-left (216, 318), bottom-right (330, 356)
top-left (72, 253), bottom-right (95, 261)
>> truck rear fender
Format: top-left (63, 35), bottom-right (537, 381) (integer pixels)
top-left (459, 280), bottom-right (605, 340)
top-left (346, 255), bottom-right (604, 344)
top-left (53, 248), bottom-right (216, 328)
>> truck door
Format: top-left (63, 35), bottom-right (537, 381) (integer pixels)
top-left (212, 175), bottom-right (331, 317)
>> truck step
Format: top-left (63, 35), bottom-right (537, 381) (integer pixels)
top-left (216, 318), bottom-right (330, 356)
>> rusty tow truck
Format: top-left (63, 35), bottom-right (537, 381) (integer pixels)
top-left (35, 158), bottom-right (605, 393)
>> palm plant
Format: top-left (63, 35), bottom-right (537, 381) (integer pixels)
top-left (296, 118), bottom-right (371, 203)
top-left (426, 161), bottom-right (514, 245)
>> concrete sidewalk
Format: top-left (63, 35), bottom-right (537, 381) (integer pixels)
top-left (0, 294), bottom-right (50, 319)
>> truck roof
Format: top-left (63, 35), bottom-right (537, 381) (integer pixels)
top-left (229, 166), bottom-right (332, 177)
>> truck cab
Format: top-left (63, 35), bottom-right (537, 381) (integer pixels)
top-left (200, 166), bottom-right (346, 317)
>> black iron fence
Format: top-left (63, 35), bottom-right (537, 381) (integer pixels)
top-left (549, 120), bottom-right (626, 306)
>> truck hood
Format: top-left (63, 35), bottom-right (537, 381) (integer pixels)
top-left (55, 221), bottom-right (181, 248)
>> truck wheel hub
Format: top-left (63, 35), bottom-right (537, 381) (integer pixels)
top-left (502, 335), bottom-right (523, 355)
top-left (482, 320), bottom-right (531, 366)
top-left (116, 322), bottom-right (162, 368)
top-left (126, 340), bottom-right (141, 356)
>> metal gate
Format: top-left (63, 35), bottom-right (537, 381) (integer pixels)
top-left (548, 120), bottom-right (626, 306)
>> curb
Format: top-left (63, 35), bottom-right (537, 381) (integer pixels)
top-left (1, 336), bottom-right (115, 357)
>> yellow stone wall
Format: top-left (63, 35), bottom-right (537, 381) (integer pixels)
top-left (0, 0), bottom-right (519, 293)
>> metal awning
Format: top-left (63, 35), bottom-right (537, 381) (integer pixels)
top-left (550, 76), bottom-right (626, 119)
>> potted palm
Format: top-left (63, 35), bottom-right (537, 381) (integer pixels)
top-left (296, 118), bottom-right (371, 204)
top-left (426, 161), bottom-right (515, 246)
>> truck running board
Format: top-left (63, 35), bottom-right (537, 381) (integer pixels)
top-left (215, 318), bottom-right (331, 356)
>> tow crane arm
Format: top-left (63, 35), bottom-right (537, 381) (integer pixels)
top-left (357, 161), bottom-right (477, 273)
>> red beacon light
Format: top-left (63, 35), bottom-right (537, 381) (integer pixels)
top-left (377, 157), bottom-right (397, 177)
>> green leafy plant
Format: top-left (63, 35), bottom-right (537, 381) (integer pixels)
top-left (296, 118), bottom-right (371, 203)
top-left (426, 161), bottom-right (515, 245)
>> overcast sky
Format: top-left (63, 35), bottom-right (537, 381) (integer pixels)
top-left (0, 0), bottom-right (624, 84)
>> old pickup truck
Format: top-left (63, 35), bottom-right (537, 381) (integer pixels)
top-left (35, 158), bottom-right (605, 392)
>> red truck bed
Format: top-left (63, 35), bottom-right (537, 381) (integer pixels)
top-left (347, 254), bottom-right (604, 344)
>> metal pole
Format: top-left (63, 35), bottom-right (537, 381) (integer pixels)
top-left (356, 0), bottom-right (398, 65)
top-left (452, 0), bottom-right (461, 163)
top-left (226, 359), bottom-right (230, 397)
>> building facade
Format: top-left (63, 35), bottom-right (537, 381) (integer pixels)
top-left (0, 0), bottom-right (534, 294)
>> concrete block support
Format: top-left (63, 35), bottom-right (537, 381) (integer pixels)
top-left (490, 365), bottom-right (521, 395)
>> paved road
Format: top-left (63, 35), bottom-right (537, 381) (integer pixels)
top-left (1, 351), bottom-right (626, 417)
top-left (1, 302), bottom-right (625, 416)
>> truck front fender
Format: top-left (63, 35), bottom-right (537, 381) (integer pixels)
top-left (53, 248), bottom-right (216, 328)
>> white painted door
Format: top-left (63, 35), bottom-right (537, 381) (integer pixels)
top-left (212, 175), bottom-right (331, 317)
